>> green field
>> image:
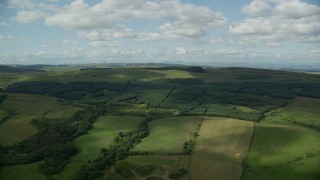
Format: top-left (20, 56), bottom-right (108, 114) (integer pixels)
top-left (190, 117), bottom-right (253, 180)
top-left (0, 115), bottom-right (37, 146)
top-left (54, 115), bottom-right (144, 179)
top-left (243, 96), bottom-right (320, 180)
top-left (264, 96), bottom-right (320, 129)
top-left (0, 94), bottom-right (82, 146)
top-left (134, 116), bottom-right (203, 154)
top-left (1, 66), bottom-right (320, 179)
top-left (0, 162), bottom-right (46, 180)
top-left (243, 124), bottom-right (320, 180)
top-left (0, 108), bottom-right (8, 122)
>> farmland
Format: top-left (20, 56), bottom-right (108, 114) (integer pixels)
top-left (242, 124), bottom-right (320, 180)
top-left (54, 115), bottom-right (143, 179)
top-left (0, 94), bottom-right (82, 146)
top-left (263, 96), bottom-right (320, 130)
top-left (242, 96), bottom-right (320, 180)
top-left (134, 116), bottom-right (202, 154)
top-left (190, 117), bottom-right (253, 180)
top-left (0, 65), bottom-right (320, 180)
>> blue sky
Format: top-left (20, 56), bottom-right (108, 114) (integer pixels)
top-left (0, 0), bottom-right (319, 66)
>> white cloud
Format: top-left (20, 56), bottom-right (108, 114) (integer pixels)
top-left (309, 48), bottom-right (320, 55)
top-left (136, 32), bottom-right (161, 41)
top-left (13, 11), bottom-right (47, 24)
top-left (160, 22), bottom-right (207, 40)
top-left (242, 0), bottom-right (273, 17)
top-left (45, 0), bottom-right (226, 40)
top-left (101, 26), bottom-right (136, 39)
top-left (230, 17), bottom-right (274, 34)
top-left (230, 0), bottom-right (320, 43)
top-left (62, 40), bottom-right (78, 45)
top-left (175, 47), bottom-right (187, 55)
top-left (78, 31), bottom-right (101, 41)
top-left (275, 0), bottom-right (320, 19)
top-left (45, 0), bottom-right (113, 29)
top-left (0, 35), bottom-right (4, 42)
top-left (88, 41), bottom-right (123, 47)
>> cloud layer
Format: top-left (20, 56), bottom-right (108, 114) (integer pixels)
top-left (1, 0), bottom-right (320, 65)
top-left (231, 0), bottom-right (320, 43)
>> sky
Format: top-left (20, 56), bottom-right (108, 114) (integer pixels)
top-left (0, 0), bottom-right (319, 66)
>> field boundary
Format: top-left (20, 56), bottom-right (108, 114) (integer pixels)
top-left (239, 122), bottom-right (255, 180)
top-left (187, 117), bottom-right (204, 180)
top-left (157, 86), bottom-right (176, 108)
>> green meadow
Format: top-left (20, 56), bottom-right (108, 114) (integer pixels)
top-left (0, 162), bottom-right (46, 180)
top-left (243, 124), bottom-right (320, 180)
top-left (134, 116), bottom-right (203, 154)
top-left (54, 115), bottom-right (143, 179)
top-left (0, 94), bottom-right (82, 146)
top-left (1, 65), bottom-right (320, 179)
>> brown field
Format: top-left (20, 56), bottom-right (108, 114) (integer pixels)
top-left (106, 155), bottom-right (189, 180)
top-left (190, 117), bottom-right (253, 180)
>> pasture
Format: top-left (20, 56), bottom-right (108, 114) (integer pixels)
top-left (242, 124), bottom-right (320, 180)
top-left (1, 66), bottom-right (320, 179)
top-left (190, 117), bottom-right (253, 180)
top-left (264, 96), bottom-right (320, 129)
top-left (0, 94), bottom-right (82, 146)
top-left (54, 115), bottom-right (143, 179)
top-left (0, 162), bottom-right (46, 180)
top-left (133, 116), bottom-right (203, 154)
top-left (0, 108), bottom-right (8, 122)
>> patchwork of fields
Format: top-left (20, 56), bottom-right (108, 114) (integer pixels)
top-left (1, 66), bottom-right (320, 180)
top-left (242, 97), bottom-right (320, 180)
top-left (54, 115), bottom-right (144, 179)
top-left (0, 94), bottom-right (82, 146)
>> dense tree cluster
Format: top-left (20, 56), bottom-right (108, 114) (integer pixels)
top-left (0, 94), bottom-right (6, 103)
top-left (1, 67), bottom-right (320, 179)
top-left (0, 105), bottom-right (106, 175)
top-left (294, 88), bottom-right (320, 98)
top-left (75, 117), bottom-right (152, 180)
top-left (6, 81), bottom-right (129, 99)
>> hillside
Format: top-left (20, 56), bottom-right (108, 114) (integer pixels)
top-left (0, 65), bottom-right (319, 180)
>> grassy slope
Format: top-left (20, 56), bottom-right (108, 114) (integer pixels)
top-left (0, 162), bottom-right (46, 180)
top-left (0, 73), bottom-right (38, 89)
top-left (0, 108), bottom-right (8, 122)
top-left (0, 94), bottom-right (82, 146)
top-left (264, 96), bottom-right (320, 127)
top-left (190, 117), bottom-right (253, 180)
top-left (243, 124), bottom-right (320, 180)
top-left (0, 115), bottom-right (37, 146)
top-left (134, 116), bottom-right (202, 154)
top-left (243, 97), bottom-right (320, 180)
top-left (54, 115), bottom-right (143, 179)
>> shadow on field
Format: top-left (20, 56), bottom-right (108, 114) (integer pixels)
top-left (242, 124), bottom-right (320, 180)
